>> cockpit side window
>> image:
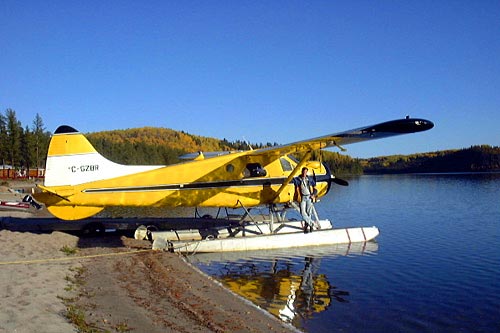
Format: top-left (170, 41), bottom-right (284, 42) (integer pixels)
top-left (244, 163), bottom-right (267, 177)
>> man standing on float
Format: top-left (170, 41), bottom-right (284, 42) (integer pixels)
top-left (293, 167), bottom-right (317, 233)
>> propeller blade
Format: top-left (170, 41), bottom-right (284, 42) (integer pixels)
top-left (332, 177), bottom-right (349, 186)
top-left (319, 164), bottom-right (349, 195)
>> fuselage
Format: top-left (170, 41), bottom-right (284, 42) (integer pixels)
top-left (34, 126), bottom-right (331, 220)
top-left (37, 153), bottom-right (330, 208)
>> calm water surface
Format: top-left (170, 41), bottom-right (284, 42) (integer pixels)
top-left (189, 174), bottom-right (500, 332)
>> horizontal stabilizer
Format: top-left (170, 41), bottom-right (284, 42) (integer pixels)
top-left (47, 205), bottom-right (104, 220)
top-left (37, 185), bottom-right (73, 201)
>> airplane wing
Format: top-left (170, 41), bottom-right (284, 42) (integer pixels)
top-left (249, 117), bottom-right (434, 157)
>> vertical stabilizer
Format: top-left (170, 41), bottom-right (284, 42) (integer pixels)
top-left (44, 126), bottom-right (161, 187)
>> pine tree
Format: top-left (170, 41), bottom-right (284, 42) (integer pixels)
top-left (5, 109), bottom-right (22, 168)
top-left (0, 112), bottom-right (7, 167)
top-left (31, 113), bottom-right (48, 169)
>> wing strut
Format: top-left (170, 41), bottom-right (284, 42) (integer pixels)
top-left (272, 151), bottom-right (312, 202)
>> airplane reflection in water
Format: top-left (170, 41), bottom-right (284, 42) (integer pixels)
top-left (189, 242), bottom-right (378, 325)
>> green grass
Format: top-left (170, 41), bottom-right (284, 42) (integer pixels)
top-left (59, 265), bottom-right (131, 332)
top-left (60, 245), bottom-right (78, 256)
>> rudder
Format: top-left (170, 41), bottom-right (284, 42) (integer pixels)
top-left (43, 125), bottom-right (115, 187)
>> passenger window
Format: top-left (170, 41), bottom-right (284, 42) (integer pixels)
top-left (280, 158), bottom-right (293, 171)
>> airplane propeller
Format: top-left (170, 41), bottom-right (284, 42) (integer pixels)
top-left (314, 165), bottom-right (349, 197)
top-left (331, 176), bottom-right (349, 187)
top-left (316, 151), bottom-right (349, 190)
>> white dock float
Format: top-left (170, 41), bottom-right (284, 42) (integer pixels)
top-left (158, 226), bottom-right (379, 253)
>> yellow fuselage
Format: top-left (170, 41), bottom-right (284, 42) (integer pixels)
top-left (36, 151), bottom-right (329, 220)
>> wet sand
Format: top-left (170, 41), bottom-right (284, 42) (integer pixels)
top-left (0, 180), bottom-right (296, 332)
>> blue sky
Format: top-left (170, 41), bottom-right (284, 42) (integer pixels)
top-left (1, 1), bottom-right (499, 158)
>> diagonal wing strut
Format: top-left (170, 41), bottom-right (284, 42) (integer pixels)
top-left (272, 151), bottom-right (312, 202)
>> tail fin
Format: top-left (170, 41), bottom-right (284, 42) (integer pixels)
top-left (44, 126), bottom-right (161, 187)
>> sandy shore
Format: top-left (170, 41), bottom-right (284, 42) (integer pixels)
top-left (0, 180), bottom-right (296, 333)
top-left (0, 230), bottom-right (80, 333)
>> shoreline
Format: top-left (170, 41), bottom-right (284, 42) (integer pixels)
top-left (0, 180), bottom-right (296, 332)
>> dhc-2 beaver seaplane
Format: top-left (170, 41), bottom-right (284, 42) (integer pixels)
top-left (34, 117), bottom-right (433, 252)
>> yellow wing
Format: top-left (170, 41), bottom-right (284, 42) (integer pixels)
top-left (248, 117), bottom-right (434, 157)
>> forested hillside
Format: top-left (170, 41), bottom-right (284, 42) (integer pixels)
top-left (86, 128), bottom-right (363, 174)
top-left (361, 145), bottom-right (500, 173)
top-left (86, 127), bottom-right (273, 165)
top-left (87, 127), bottom-right (230, 165)
top-left (310, 151), bottom-right (363, 176)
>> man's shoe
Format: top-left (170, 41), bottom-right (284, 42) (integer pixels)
top-left (304, 226), bottom-right (309, 234)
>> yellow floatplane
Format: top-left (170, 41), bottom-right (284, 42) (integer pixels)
top-left (35, 117), bottom-right (433, 252)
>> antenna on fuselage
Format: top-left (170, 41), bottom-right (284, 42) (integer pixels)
top-left (243, 137), bottom-right (253, 150)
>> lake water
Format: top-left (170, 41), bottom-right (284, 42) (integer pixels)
top-left (188, 174), bottom-right (500, 332)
